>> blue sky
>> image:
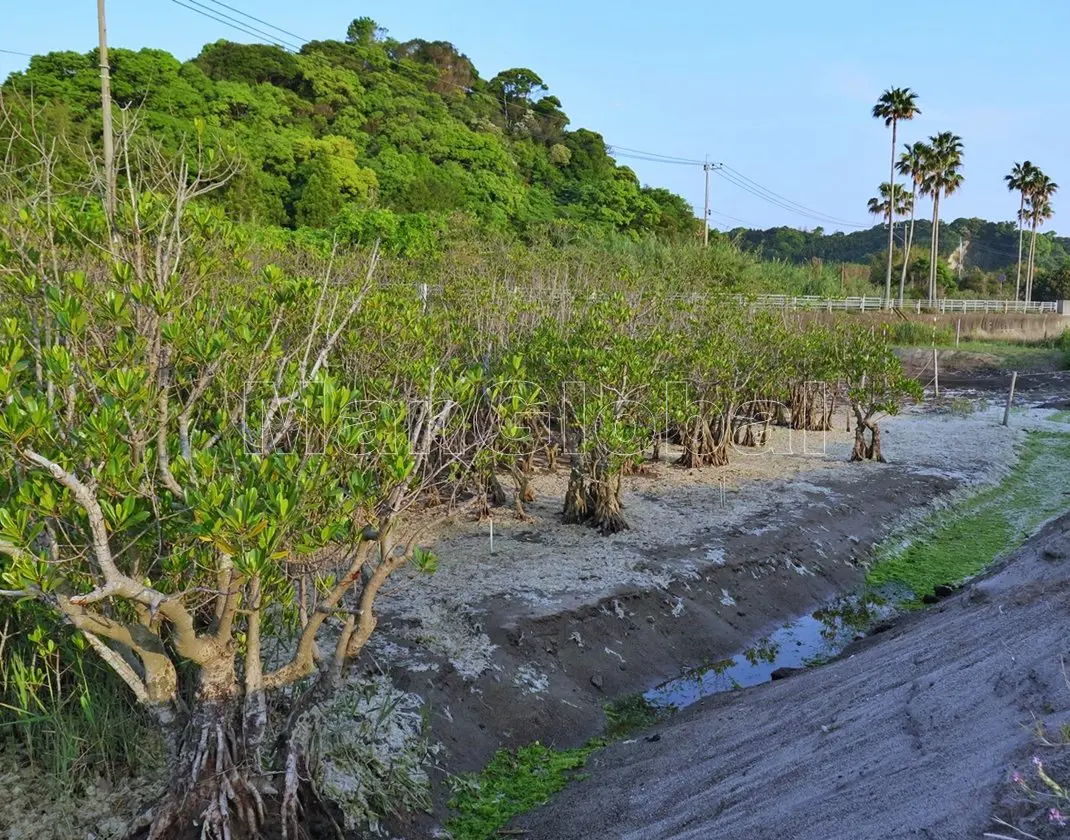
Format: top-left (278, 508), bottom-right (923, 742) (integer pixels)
top-left (2, 0), bottom-right (1067, 233)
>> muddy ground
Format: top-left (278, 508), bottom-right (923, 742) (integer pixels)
top-left (365, 388), bottom-right (1044, 831)
top-left (516, 506), bottom-right (1070, 840)
top-left (6, 349), bottom-right (1065, 839)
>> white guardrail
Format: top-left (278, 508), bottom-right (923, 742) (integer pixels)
top-left (746, 295), bottom-right (1059, 314)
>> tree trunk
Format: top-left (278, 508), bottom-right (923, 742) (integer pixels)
top-left (899, 189), bottom-right (916, 306)
top-left (677, 416), bottom-right (706, 468)
top-left (1027, 221), bottom-right (1038, 302)
top-left (929, 193), bottom-right (941, 304)
top-left (1015, 192), bottom-right (1026, 301)
top-left (885, 120), bottom-right (897, 307)
top-left (589, 454), bottom-right (628, 535)
top-left (507, 461), bottom-right (535, 519)
top-left (848, 411), bottom-right (886, 464)
top-left (145, 670), bottom-right (268, 840)
top-left (477, 469), bottom-right (507, 520)
top-left (562, 454), bottom-right (589, 524)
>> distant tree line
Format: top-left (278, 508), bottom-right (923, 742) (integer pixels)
top-left (727, 218), bottom-right (1070, 299)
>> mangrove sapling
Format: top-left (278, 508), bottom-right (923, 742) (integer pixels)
top-left (486, 356), bottom-right (544, 518)
top-left (786, 325), bottom-right (839, 432)
top-left (0, 125), bottom-right (479, 839)
top-left (837, 325), bottom-right (922, 462)
top-left (552, 296), bottom-right (665, 534)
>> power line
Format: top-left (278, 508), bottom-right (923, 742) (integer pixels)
top-left (715, 168), bottom-right (869, 229)
top-left (200, 0), bottom-right (308, 44)
top-left (720, 165), bottom-right (869, 228)
top-left (172, 0), bottom-right (302, 50)
top-left (0, 48), bottom-right (34, 58)
top-left (612, 151), bottom-right (703, 168)
top-left (167, 0), bottom-right (300, 51)
top-left (607, 145), bottom-right (705, 166)
top-left (709, 209), bottom-right (754, 227)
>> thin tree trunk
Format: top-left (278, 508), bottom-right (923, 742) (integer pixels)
top-left (885, 120), bottom-right (897, 308)
top-left (899, 187), bottom-right (917, 306)
top-left (1027, 220), bottom-right (1038, 302)
top-left (929, 194), bottom-right (941, 304)
top-left (1015, 192), bottom-right (1026, 301)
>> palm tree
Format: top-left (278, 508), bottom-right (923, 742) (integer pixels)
top-left (1005, 161), bottom-right (1039, 301)
top-left (872, 87), bottom-right (921, 307)
top-left (920, 132), bottom-right (964, 303)
top-left (866, 181), bottom-right (911, 221)
top-left (895, 142), bottom-right (929, 306)
top-left (1023, 173), bottom-right (1057, 302)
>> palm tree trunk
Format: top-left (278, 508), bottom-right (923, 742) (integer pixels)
top-left (1027, 220), bottom-right (1038, 303)
top-left (899, 186), bottom-right (916, 306)
top-left (1015, 192), bottom-right (1025, 301)
top-left (884, 121), bottom-right (897, 308)
top-left (929, 193), bottom-right (941, 304)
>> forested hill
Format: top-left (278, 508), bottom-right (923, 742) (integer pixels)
top-left (0, 17), bottom-right (699, 242)
top-left (731, 218), bottom-right (1070, 274)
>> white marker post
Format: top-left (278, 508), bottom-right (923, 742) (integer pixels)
top-left (1003, 372), bottom-right (1018, 427)
top-left (933, 348), bottom-right (939, 399)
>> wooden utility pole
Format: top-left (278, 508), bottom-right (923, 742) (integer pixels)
top-left (97, 0), bottom-right (116, 223)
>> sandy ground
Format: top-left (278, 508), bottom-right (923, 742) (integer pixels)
top-left (376, 409), bottom-right (1022, 683)
top-left (516, 508), bottom-right (1070, 840)
top-left (359, 399), bottom-right (1068, 838)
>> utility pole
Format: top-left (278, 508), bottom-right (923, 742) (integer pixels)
top-left (703, 160), bottom-right (711, 247)
top-left (702, 161), bottom-right (723, 247)
top-left (97, 0), bottom-right (116, 223)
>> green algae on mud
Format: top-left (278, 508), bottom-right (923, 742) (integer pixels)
top-left (446, 741), bottom-right (602, 840)
top-left (867, 431), bottom-right (1070, 600)
top-left (447, 693), bottom-right (670, 839)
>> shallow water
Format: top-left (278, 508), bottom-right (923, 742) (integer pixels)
top-left (645, 593), bottom-right (893, 709)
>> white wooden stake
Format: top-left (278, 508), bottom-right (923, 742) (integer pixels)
top-left (1003, 372), bottom-right (1018, 427)
top-left (933, 347), bottom-right (939, 399)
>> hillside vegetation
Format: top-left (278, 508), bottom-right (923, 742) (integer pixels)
top-left (1, 17), bottom-right (699, 243)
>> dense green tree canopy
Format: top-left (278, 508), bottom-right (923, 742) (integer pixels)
top-left (0, 21), bottom-right (700, 242)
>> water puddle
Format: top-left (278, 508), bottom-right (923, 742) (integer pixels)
top-left (645, 593), bottom-right (893, 709)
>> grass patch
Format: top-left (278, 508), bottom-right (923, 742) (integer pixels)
top-left (1050, 410), bottom-right (1070, 424)
top-left (867, 431), bottom-right (1070, 601)
top-left (447, 695), bottom-right (669, 838)
top-left (446, 740), bottom-right (602, 840)
top-left (895, 335), bottom-right (1069, 371)
top-left (949, 341), bottom-right (1066, 371)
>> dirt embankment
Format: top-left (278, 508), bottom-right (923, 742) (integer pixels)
top-left (516, 508), bottom-right (1070, 840)
top-left (365, 412), bottom-right (1022, 828)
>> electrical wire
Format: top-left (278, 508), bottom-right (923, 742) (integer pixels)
top-left (169, 0), bottom-right (302, 51)
top-left (612, 151), bottom-right (704, 168)
top-left (708, 209), bottom-right (754, 227)
top-left (0, 48), bottom-right (34, 58)
top-left (720, 165), bottom-right (869, 228)
top-left (200, 0), bottom-right (308, 44)
top-left (715, 169), bottom-right (869, 229)
top-left (607, 145), bottom-right (705, 166)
